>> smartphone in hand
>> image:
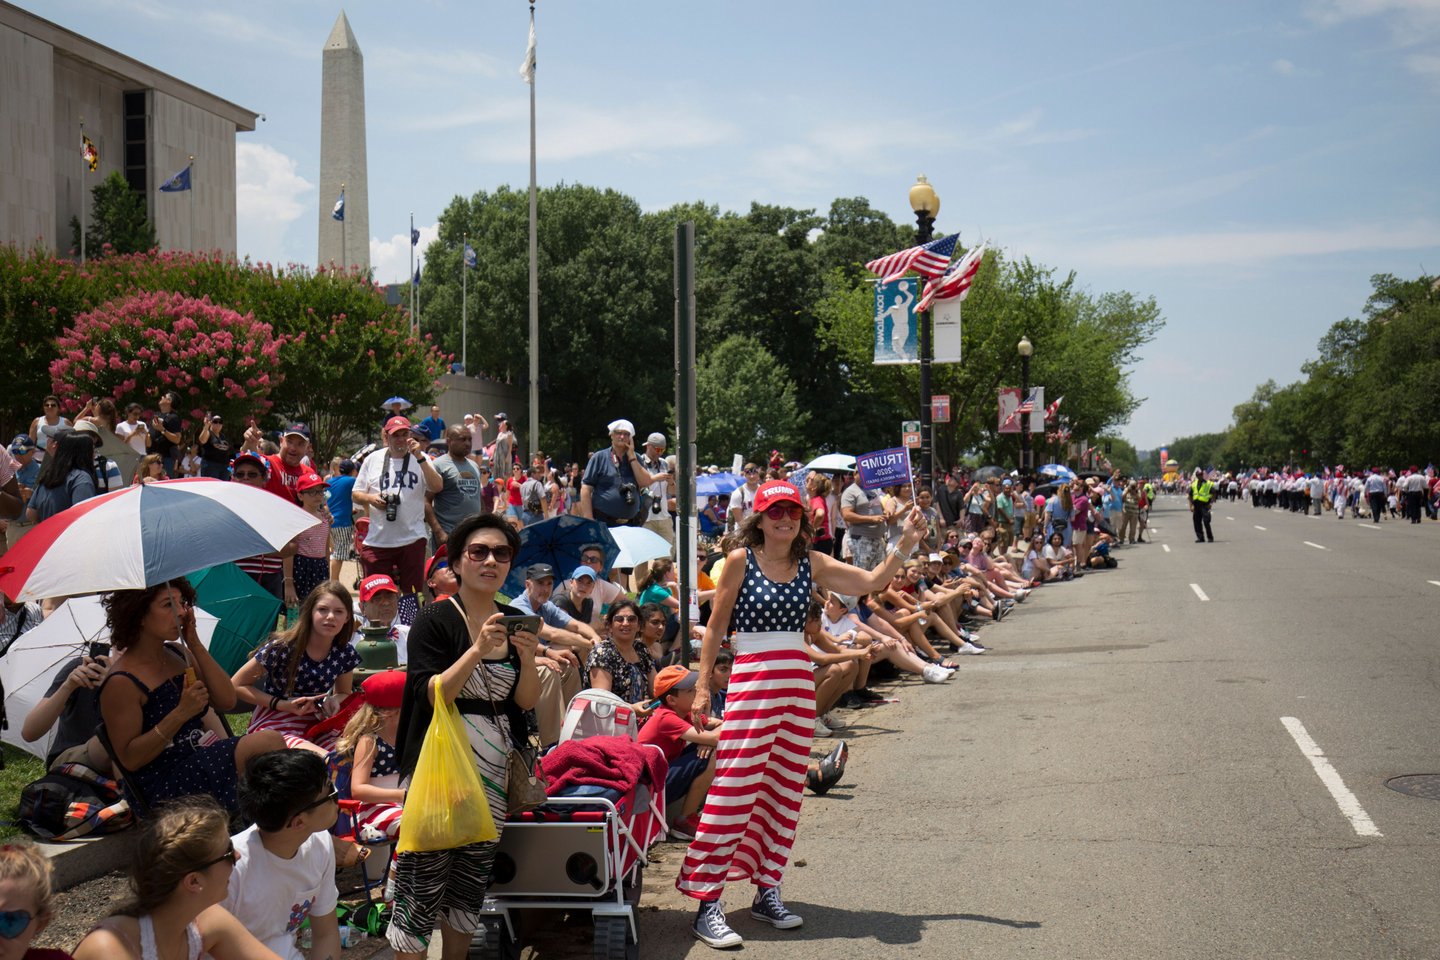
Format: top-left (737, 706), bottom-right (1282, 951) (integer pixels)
top-left (498, 614), bottom-right (542, 637)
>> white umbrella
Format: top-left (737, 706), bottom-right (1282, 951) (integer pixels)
top-left (804, 453), bottom-right (856, 473)
top-left (1, 595), bottom-right (219, 760)
top-left (607, 526), bottom-right (673, 570)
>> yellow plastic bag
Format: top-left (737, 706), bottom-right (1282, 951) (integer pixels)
top-left (396, 677), bottom-right (498, 853)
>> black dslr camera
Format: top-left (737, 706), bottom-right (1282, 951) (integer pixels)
top-left (382, 492), bottom-right (401, 521)
top-left (618, 483), bottom-right (637, 507)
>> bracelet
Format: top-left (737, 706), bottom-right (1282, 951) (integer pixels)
top-left (270, 694), bottom-right (281, 711)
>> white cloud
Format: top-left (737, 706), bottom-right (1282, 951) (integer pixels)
top-left (1304, 0), bottom-right (1440, 84)
top-left (370, 223), bottom-right (438, 287)
top-left (1273, 58), bottom-right (1297, 75)
top-left (235, 142), bottom-right (313, 263)
top-left (463, 100), bottom-right (740, 164)
top-left (1061, 220), bottom-right (1440, 269)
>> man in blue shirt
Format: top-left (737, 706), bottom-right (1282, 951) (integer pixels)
top-left (416, 405), bottom-right (446, 449)
top-left (1363, 470), bottom-right (1388, 524)
top-left (509, 562), bottom-right (600, 745)
top-left (327, 459), bottom-right (357, 580)
top-left (578, 418), bottom-right (663, 527)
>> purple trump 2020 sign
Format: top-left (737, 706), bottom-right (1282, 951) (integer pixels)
top-left (856, 447), bottom-right (912, 491)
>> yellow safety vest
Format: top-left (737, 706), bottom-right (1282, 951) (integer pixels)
top-left (1191, 479), bottom-right (1214, 504)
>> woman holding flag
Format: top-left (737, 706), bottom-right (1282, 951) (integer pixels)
top-left (678, 477), bottom-right (927, 948)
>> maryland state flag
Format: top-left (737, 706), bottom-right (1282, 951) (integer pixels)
top-left (81, 134), bottom-right (99, 171)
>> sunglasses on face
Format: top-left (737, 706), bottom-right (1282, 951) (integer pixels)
top-left (196, 841), bottom-right (239, 873)
top-left (611, 614), bottom-right (638, 623)
top-left (294, 786), bottom-right (339, 818)
top-left (233, 470), bottom-right (264, 480)
top-left (763, 504), bottom-right (803, 521)
top-left (0, 910), bottom-right (36, 939)
top-left (463, 543), bottom-right (514, 564)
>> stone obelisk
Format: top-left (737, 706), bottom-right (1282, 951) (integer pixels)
top-left (317, 11), bottom-right (369, 272)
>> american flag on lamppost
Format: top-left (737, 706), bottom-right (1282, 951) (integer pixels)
top-left (1001, 388), bottom-right (1040, 431)
top-left (864, 234), bottom-right (959, 283)
top-left (1044, 395), bottom-right (1064, 421)
top-left (918, 243), bottom-right (986, 312)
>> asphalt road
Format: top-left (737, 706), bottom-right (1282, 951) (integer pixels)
top-left (409, 499), bottom-right (1438, 959)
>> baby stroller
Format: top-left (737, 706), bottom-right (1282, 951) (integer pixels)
top-left (475, 689), bottom-right (667, 960)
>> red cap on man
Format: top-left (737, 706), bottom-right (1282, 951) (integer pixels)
top-left (359, 574), bottom-right (399, 602)
top-left (384, 416), bottom-right (412, 434)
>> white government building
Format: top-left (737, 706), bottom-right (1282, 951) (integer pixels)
top-left (0, 1), bottom-right (258, 257)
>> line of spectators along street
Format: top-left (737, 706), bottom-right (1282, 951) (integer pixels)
top-left (1, 393), bottom-right (1151, 957)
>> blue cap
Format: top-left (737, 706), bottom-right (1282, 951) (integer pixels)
top-left (570, 565), bottom-right (597, 582)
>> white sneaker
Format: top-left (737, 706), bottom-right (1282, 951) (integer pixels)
top-left (921, 664), bottom-right (950, 683)
top-left (959, 641), bottom-right (986, 655)
top-left (820, 711), bottom-right (845, 731)
top-left (814, 716), bottom-right (834, 737)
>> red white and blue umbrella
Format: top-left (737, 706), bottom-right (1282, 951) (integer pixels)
top-left (0, 478), bottom-right (319, 602)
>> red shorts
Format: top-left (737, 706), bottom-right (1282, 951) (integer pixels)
top-left (357, 538), bottom-right (427, 595)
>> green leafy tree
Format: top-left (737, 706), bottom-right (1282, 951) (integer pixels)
top-left (70, 171), bottom-right (157, 256)
top-left (695, 336), bottom-right (808, 464)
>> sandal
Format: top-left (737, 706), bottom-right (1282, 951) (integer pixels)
top-left (938, 659), bottom-right (961, 670)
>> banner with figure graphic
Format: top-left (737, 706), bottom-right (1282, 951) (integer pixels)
top-left (872, 278), bottom-right (919, 364)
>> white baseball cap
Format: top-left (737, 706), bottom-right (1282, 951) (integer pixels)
top-left (607, 419), bottom-right (636, 435)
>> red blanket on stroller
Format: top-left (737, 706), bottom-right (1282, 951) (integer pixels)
top-left (541, 735), bottom-right (667, 797)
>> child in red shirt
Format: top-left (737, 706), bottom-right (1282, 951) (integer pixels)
top-left (637, 665), bottom-right (721, 840)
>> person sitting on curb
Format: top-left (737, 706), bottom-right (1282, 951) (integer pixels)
top-left (220, 750), bottom-right (341, 960)
top-left (638, 665), bottom-right (722, 842)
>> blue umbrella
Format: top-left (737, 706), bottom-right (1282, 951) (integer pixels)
top-left (1038, 464), bottom-right (1077, 481)
top-left (696, 472), bottom-right (744, 497)
top-left (501, 516), bottom-right (619, 598)
top-left (381, 396), bottom-right (412, 410)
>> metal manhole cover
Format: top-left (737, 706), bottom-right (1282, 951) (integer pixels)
top-left (1385, 775), bottom-right (1440, 800)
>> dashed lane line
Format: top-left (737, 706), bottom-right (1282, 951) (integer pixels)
top-left (1189, 583), bottom-right (1209, 602)
top-left (1162, 544), bottom-right (1171, 553)
top-left (1280, 717), bottom-right (1382, 838)
top-left (1254, 525), bottom-right (1267, 531)
top-left (1303, 541), bottom-right (1326, 550)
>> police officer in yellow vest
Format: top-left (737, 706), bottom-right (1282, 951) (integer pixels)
top-left (1189, 469), bottom-right (1216, 543)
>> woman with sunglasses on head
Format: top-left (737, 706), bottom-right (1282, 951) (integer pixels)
top-left (73, 797), bottom-right (280, 960)
top-left (388, 514), bottom-right (540, 960)
top-left (678, 479), bottom-right (927, 949)
top-left (97, 580), bottom-right (286, 813)
top-left (587, 600), bottom-right (658, 711)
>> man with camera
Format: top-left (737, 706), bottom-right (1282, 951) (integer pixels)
top-left (149, 391), bottom-right (184, 477)
top-left (353, 417), bottom-right (443, 621)
top-left (578, 418), bottom-right (665, 528)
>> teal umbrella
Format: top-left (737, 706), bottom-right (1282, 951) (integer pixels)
top-left (187, 562), bottom-right (283, 673)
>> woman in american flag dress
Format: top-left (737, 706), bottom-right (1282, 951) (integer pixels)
top-left (679, 479), bottom-right (925, 949)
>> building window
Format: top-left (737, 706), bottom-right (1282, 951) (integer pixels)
top-left (122, 90), bottom-right (147, 194)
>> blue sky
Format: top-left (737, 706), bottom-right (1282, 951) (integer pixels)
top-left (29, 0), bottom-right (1440, 450)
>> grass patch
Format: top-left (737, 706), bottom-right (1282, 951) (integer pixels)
top-left (0, 743), bottom-right (49, 840)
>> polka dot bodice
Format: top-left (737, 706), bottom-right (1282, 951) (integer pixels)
top-left (730, 547), bottom-right (812, 634)
top-left (255, 639), bottom-right (361, 697)
top-left (371, 736), bottom-right (398, 777)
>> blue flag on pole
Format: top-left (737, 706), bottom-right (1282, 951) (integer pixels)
top-left (412, 265), bottom-right (421, 287)
top-left (332, 193), bottom-right (345, 221)
top-left (463, 243), bottom-right (476, 269)
top-left (855, 447), bottom-right (912, 491)
top-left (158, 166), bottom-right (192, 192)
top-left (411, 227), bottom-right (420, 246)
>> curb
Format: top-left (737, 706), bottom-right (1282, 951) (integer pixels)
top-left (39, 832), bottom-right (134, 889)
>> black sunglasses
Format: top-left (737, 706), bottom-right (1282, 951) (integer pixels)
top-left (294, 786), bottom-right (339, 818)
top-left (0, 910), bottom-right (36, 939)
top-left (463, 544), bottom-right (515, 564)
top-left (196, 841), bottom-right (238, 872)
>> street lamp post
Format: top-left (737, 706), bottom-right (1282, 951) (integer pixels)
top-left (910, 176), bottom-right (940, 491)
top-left (1017, 336), bottom-right (1033, 475)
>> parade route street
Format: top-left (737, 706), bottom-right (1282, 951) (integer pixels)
top-left (608, 498), bottom-right (1440, 960)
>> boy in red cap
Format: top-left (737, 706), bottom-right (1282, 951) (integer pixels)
top-left (638, 665), bottom-right (721, 840)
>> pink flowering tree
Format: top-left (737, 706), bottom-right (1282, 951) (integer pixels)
top-left (49, 291), bottom-right (285, 432)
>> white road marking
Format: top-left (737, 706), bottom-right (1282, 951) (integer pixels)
top-left (1162, 544), bottom-right (1171, 553)
top-left (1428, 580), bottom-right (1440, 588)
top-left (1303, 541), bottom-right (1326, 550)
top-left (1280, 717), bottom-right (1382, 838)
top-left (1226, 516), bottom-right (1235, 520)
top-left (1357, 523), bottom-right (1379, 530)
top-left (1254, 525), bottom-right (1267, 531)
top-left (1189, 583), bottom-right (1209, 602)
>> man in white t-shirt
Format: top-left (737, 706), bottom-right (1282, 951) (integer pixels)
top-left (222, 750), bottom-right (340, 960)
top-left (353, 417), bottom-right (443, 622)
top-left (113, 403), bottom-right (150, 455)
top-left (726, 463), bottom-right (761, 533)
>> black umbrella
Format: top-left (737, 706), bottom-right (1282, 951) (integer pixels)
top-left (971, 465), bottom-right (1006, 482)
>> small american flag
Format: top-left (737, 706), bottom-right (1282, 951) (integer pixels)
top-left (865, 234), bottom-right (959, 283)
top-left (918, 243), bottom-right (986, 312)
top-left (1044, 395), bottom-right (1064, 421)
top-left (1001, 389), bottom-right (1039, 430)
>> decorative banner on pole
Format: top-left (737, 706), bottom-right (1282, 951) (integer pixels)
top-left (931, 395), bottom-right (950, 423)
top-left (931, 297), bottom-right (963, 363)
top-left (872, 278), bottom-right (919, 364)
top-left (997, 387), bottom-right (1045, 434)
top-left (902, 420), bottom-right (921, 449)
top-left (856, 447), bottom-right (912, 490)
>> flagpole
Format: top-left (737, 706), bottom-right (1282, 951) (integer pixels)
top-left (527, 2), bottom-right (540, 462)
top-left (339, 183), bottom-right (346, 273)
top-left (409, 213), bottom-right (415, 335)
top-left (188, 155), bottom-right (196, 253)
top-left (462, 232), bottom-right (468, 374)
top-left (79, 117), bottom-right (86, 265)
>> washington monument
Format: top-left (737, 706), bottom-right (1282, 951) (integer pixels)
top-left (317, 11), bottom-right (369, 272)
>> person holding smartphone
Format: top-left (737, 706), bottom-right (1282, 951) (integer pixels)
top-left (389, 514), bottom-right (539, 960)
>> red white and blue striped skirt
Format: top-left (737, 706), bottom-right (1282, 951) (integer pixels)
top-left (677, 631), bottom-right (815, 900)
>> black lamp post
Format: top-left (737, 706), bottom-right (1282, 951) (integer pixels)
top-left (910, 175), bottom-right (939, 491)
top-left (1017, 336), bottom-right (1033, 475)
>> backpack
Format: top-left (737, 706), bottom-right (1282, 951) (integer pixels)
top-left (17, 762), bottom-right (132, 841)
top-left (522, 479), bottom-right (544, 515)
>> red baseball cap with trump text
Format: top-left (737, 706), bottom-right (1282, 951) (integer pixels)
top-left (753, 479), bottom-right (803, 514)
